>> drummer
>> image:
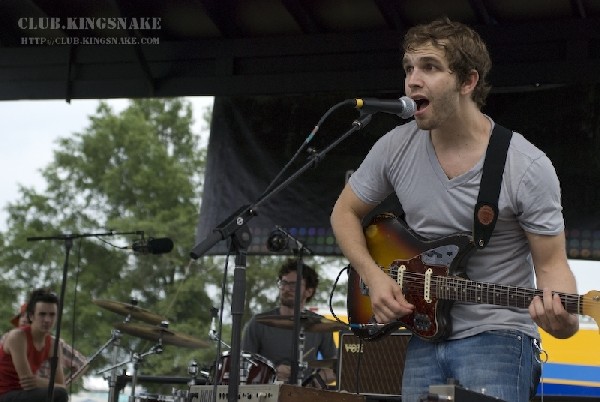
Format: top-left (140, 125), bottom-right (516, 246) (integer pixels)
top-left (241, 259), bottom-right (337, 386)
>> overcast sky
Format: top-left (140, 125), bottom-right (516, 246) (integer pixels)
top-left (1, 96), bottom-right (599, 299)
top-left (0, 96), bottom-right (213, 230)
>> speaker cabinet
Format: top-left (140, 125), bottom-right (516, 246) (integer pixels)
top-left (337, 330), bottom-right (411, 396)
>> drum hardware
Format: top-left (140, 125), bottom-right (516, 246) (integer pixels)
top-left (93, 298), bottom-right (168, 325)
top-left (97, 342), bottom-right (165, 402)
top-left (301, 368), bottom-right (328, 389)
top-left (208, 307), bottom-right (231, 350)
top-left (127, 340), bottom-right (165, 402)
top-left (115, 372), bottom-right (205, 402)
top-left (296, 325), bottom-right (308, 384)
top-left (116, 374), bottom-right (199, 386)
top-left (59, 327), bottom-right (119, 385)
top-left (187, 359), bottom-right (207, 386)
top-left (67, 328), bottom-right (124, 402)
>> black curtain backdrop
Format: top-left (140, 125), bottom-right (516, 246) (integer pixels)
top-left (195, 86), bottom-right (600, 259)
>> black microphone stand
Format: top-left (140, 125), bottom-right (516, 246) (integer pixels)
top-left (26, 230), bottom-right (143, 402)
top-left (269, 226), bottom-right (312, 385)
top-left (189, 111), bottom-right (373, 402)
top-left (289, 234), bottom-right (311, 385)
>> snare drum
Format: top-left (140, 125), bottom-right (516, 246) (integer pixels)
top-left (215, 351), bottom-right (276, 384)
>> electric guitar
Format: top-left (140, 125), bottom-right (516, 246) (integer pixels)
top-left (347, 213), bottom-right (600, 341)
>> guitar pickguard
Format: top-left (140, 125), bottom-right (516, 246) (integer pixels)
top-left (421, 245), bottom-right (462, 268)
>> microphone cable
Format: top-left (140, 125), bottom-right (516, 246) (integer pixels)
top-left (259, 99), bottom-right (354, 198)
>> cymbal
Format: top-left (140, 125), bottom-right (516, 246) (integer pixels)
top-left (93, 299), bottom-right (167, 325)
top-left (256, 314), bottom-right (347, 332)
top-left (113, 322), bottom-right (210, 349)
top-left (306, 358), bottom-right (338, 370)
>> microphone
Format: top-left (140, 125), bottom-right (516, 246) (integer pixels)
top-left (266, 226), bottom-right (312, 255)
top-left (353, 96), bottom-right (416, 119)
top-left (130, 237), bottom-right (174, 255)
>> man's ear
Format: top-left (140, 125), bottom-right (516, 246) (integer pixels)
top-left (305, 287), bottom-right (315, 299)
top-left (461, 69), bottom-right (479, 96)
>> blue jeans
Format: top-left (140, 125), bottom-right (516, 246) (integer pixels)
top-left (401, 330), bottom-right (541, 402)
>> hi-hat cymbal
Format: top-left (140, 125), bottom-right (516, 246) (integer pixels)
top-left (306, 358), bottom-right (338, 370)
top-left (113, 322), bottom-right (210, 349)
top-left (93, 299), bottom-right (167, 325)
top-left (256, 313), bottom-right (347, 332)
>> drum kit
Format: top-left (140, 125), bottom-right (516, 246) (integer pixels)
top-left (90, 299), bottom-right (345, 402)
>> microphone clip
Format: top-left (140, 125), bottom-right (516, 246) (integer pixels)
top-left (266, 226), bottom-right (312, 255)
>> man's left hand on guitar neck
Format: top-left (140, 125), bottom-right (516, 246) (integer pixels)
top-left (529, 288), bottom-right (579, 339)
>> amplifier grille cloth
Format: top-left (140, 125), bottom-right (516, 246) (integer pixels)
top-left (337, 331), bottom-right (411, 395)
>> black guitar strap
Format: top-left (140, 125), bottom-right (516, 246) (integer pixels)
top-left (473, 123), bottom-right (513, 249)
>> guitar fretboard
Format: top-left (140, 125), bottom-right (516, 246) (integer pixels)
top-left (392, 270), bottom-right (583, 315)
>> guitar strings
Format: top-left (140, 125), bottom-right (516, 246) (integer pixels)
top-left (382, 268), bottom-right (598, 312)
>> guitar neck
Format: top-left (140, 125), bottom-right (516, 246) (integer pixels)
top-left (433, 275), bottom-right (583, 315)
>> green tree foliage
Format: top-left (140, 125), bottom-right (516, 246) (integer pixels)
top-left (0, 98), bottom-right (349, 395)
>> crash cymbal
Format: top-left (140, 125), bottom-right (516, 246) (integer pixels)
top-left (93, 299), bottom-right (167, 325)
top-left (113, 322), bottom-right (210, 349)
top-left (306, 358), bottom-right (338, 370)
top-left (256, 314), bottom-right (347, 332)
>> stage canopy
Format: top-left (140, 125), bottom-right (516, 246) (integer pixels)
top-left (1, 0), bottom-right (599, 100)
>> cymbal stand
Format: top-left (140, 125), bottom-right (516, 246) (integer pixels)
top-left (63, 328), bottom-right (121, 387)
top-left (208, 308), bottom-right (231, 350)
top-left (128, 341), bottom-right (164, 402)
top-left (295, 325), bottom-right (307, 385)
top-left (107, 330), bottom-right (123, 402)
top-left (99, 318), bottom-right (132, 402)
top-left (96, 337), bottom-right (134, 402)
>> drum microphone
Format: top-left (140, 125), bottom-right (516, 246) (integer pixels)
top-left (209, 307), bottom-right (218, 339)
top-left (353, 96), bottom-right (416, 119)
top-left (129, 237), bottom-right (174, 255)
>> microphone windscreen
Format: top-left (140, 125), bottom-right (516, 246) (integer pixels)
top-left (398, 96), bottom-right (416, 119)
top-left (147, 237), bottom-right (174, 254)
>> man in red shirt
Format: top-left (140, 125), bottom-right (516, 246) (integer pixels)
top-left (0, 289), bottom-right (68, 402)
top-left (3, 303), bottom-right (87, 384)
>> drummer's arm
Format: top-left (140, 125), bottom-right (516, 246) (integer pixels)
top-left (275, 363), bottom-right (291, 382)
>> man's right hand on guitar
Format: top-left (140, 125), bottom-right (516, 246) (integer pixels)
top-left (366, 269), bottom-right (414, 323)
